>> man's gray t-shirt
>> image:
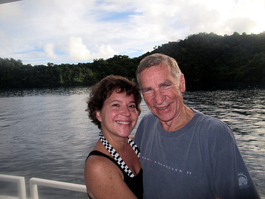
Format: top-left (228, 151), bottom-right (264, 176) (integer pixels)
top-left (135, 110), bottom-right (260, 199)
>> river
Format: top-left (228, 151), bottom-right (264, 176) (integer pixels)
top-left (0, 86), bottom-right (264, 198)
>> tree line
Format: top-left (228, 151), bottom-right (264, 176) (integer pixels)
top-left (1, 31), bottom-right (265, 89)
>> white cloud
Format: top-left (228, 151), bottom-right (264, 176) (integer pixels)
top-left (69, 36), bottom-right (91, 61)
top-left (68, 37), bottom-right (117, 62)
top-left (95, 44), bottom-right (117, 59)
top-left (0, 28), bottom-right (13, 56)
top-left (0, 0), bottom-right (264, 65)
top-left (232, 0), bottom-right (265, 33)
top-left (43, 43), bottom-right (57, 59)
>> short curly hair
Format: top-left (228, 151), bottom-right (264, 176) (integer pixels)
top-left (87, 75), bottom-right (142, 129)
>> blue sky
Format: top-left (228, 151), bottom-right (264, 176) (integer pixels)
top-left (0, 0), bottom-right (264, 66)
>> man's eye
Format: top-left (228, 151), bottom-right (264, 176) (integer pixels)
top-left (161, 84), bottom-right (170, 89)
top-left (143, 88), bottom-right (153, 93)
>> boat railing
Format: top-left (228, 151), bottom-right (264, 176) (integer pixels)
top-left (29, 177), bottom-right (87, 199)
top-left (0, 174), bottom-right (87, 199)
top-left (0, 174), bottom-right (26, 199)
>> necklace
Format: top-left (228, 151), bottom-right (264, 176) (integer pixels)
top-left (99, 133), bottom-right (140, 177)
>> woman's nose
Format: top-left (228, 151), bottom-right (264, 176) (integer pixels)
top-left (121, 106), bottom-right (131, 116)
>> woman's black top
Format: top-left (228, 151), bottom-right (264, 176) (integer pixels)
top-left (86, 150), bottom-right (143, 199)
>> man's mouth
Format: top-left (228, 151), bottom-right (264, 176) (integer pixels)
top-left (157, 105), bottom-right (169, 110)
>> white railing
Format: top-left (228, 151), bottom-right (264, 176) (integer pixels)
top-left (0, 174), bottom-right (27, 199)
top-left (0, 174), bottom-right (87, 199)
top-left (29, 177), bottom-right (87, 199)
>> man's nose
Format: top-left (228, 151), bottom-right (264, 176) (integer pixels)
top-left (154, 89), bottom-right (165, 105)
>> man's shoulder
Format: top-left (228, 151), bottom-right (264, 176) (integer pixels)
top-left (192, 109), bottom-right (234, 139)
top-left (193, 109), bottom-right (227, 126)
top-left (141, 112), bottom-right (157, 122)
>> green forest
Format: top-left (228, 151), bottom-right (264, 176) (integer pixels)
top-left (1, 32), bottom-right (265, 90)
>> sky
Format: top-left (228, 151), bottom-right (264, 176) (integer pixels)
top-left (0, 0), bottom-right (264, 66)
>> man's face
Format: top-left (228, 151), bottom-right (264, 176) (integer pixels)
top-left (139, 64), bottom-right (185, 124)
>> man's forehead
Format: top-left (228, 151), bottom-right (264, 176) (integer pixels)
top-left (140, 75), bottom-right (174, 87)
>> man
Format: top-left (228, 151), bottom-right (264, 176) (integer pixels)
top-left (134, 53), bottom-right (260, 199)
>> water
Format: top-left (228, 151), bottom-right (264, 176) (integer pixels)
top-left (0, 87), bottom-right (264, 198)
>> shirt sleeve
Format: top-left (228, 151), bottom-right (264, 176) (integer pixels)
top-left (210, 121), bottom-right (260, 199)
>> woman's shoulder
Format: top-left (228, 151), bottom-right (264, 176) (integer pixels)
top-left (84, 150), bottom-right (132, 198)
top-left (84, 150), bottom-right (124, 190)
top-left (85, 150), bottom-right (121, 174)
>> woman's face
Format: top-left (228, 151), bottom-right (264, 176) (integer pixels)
top-left (96, 90), bottom-right (139, 139)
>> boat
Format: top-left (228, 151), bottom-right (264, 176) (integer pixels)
top-left (1, 174), bottom-right (265, 199)
top-left (0, 174), bottom-right (87, 199)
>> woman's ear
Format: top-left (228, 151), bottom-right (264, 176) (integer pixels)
top-left (95, 110), bottom-right (102, 122)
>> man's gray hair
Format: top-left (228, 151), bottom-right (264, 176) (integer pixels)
top-left (136, 53), bottom-right (182, 88)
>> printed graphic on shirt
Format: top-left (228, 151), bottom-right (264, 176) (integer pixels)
top-left (238, 173), bottom-right (249, 189)
top-left (141, 156), bottom-right (192, 175)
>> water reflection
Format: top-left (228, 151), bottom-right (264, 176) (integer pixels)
top-left (0, 86), bottom-right (91, 97)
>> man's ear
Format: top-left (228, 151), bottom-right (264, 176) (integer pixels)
top-left (180, 73), bottom-right (186, 93)
top-left (95, 110), bottom-right (102, 122)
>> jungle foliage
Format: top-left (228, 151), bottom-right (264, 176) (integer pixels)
top-left (1, 32), bottom-right (265, 89)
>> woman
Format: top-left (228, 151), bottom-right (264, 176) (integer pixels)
top-left (84, 75), bottom-right (143, 199)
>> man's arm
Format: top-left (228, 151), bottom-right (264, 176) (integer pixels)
top-left (212, 124), bottom-right (260, 199)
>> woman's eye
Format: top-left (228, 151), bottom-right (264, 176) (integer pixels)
top-left (112, 103), bottom-right (119, 107)
top-left (129, 104), bottom-right (136, 108)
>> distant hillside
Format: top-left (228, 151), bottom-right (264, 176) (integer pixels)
top-left (145, 32), bottom-right (265, 82)
top-left (1, 32), bottom-right (265, 89)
